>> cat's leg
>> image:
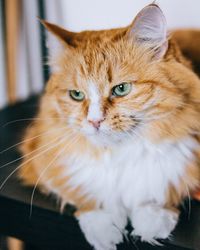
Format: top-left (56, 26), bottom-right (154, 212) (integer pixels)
top-left (130, 203), bottom-right (179, 244)
top-left (77, 209), bottom-right (127, 250)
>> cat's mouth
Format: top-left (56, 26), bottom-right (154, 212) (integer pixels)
top-left (83, 125), bottom-right (140, 147)
top-left (85, 129), bottom-right (101, 136)
top-left (80, 116), bottom-right (142, 146)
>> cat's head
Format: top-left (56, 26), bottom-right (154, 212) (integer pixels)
top-left (42, 4), bottom-right (200, 146)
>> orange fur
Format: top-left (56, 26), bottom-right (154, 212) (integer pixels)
top-left (173, 29), bottom-right (200, 76)
top-left (18, 15), bottom-right (200, 214)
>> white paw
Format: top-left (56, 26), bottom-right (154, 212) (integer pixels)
top-left (131, 204), bottom-right (179, 243)
top-left (78, 210), bottom-right (124, 250)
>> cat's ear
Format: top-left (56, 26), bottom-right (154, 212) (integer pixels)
top-left (128, 3), bottom-right (168, 59)
top-left (40, 20), bottom-right (76, 47)
top-left (40, 20), bottom-right (76, 72)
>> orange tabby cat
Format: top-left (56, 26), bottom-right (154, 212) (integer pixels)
top-left (19, 4), bottom-right (200, 249)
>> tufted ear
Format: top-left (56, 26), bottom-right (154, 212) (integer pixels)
top-left (128, 3), bottom-right (168, 59)
top-left (39, 20), bottom-right (77, 72)
top-left (40, 20), bottom-right (76, 47)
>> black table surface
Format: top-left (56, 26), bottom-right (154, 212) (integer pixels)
top-left (0, 96), bottom-right (200, 250)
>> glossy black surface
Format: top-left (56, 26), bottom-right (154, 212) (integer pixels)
top-left (0, 96), bottom-right (199, 250)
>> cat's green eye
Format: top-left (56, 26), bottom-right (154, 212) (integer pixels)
top-left (69, 90), bottom-right (85, 101)
top-left (112, 82), bottom-right (132, 97)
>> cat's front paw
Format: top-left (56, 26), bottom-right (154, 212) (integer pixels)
top-left (78, 210), bottom-right (124, 250)
top-left (131, 204), bottom-right (179, 243)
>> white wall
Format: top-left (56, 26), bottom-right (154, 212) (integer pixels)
top-left (60, 0), bottom-right (200, 31)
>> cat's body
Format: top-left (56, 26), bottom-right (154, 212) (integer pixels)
top-left (19, 4), bottom-right (200, 249)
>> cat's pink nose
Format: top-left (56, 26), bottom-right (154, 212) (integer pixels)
top-left (88, 119), bottom-right (104, 129)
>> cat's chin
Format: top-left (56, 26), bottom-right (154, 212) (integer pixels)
top-left (87, 137), bottom-right (122, 148)
top-left (84, 131), bottom-right (126, 148)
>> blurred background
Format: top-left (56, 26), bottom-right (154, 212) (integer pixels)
top-left (1, 0), bottom-right (200, 109)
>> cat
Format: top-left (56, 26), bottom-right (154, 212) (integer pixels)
top-left (19, 3), bottom-right (200, 250)
top-left (173, 29), bottom-right (200, 77)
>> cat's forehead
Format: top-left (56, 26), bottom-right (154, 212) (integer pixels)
top-left (75, 47), bottom-right (138, 89)
top-left (88, 81), bottom-right (102, 101)
top-left (61, 33), bottom-right (150, 92)
top-left (76, 78), bottom-right (110, 97)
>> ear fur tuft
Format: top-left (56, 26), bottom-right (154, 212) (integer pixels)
top-left (40, 20), bottom-right (76, 47)
top-left (128, 3), bottom-right (168, 59)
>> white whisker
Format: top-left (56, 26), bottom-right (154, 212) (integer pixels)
top-left (0, 133), bottom-right (66, 169)
top-left (29, 134), bottom-right (80, 217)
top-left (0, 126), bottom-right (67, 154)
top-left (0, 134), bottom-right (68, 191)
top-left (2, 117), bottom-right (69, 127)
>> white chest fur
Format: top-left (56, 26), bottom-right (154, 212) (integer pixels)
top-left (61, 137), bottom-right (197, 210)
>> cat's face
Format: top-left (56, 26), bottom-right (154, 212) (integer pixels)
top-left (49, 40), bottom-right (182, 146)
top-left (55, 44), bottom-right (149, 146)
top-left (43, 4), bottom-right (200, 146)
